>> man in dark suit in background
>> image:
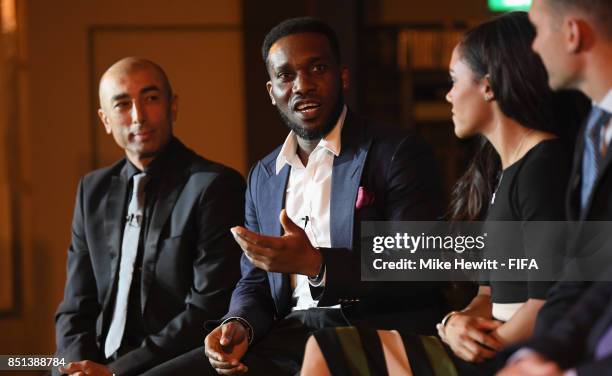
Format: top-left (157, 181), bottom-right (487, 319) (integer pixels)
top-left (527, 0), bottom-right (612, 336)
top-left (500, 277), bottom-right (612, 376)
top-left (54, 57), bottom-right (245, 376)
top-left (498, 0), bottom-right (612, 374)
top-left (138, 17), bottom-right (445, 376)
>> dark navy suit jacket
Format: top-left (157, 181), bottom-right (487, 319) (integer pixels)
top-left (221, 111), bottom-right (446, 342)
top-left (535, 115), bottom-right (612, 335)
top-left (523, 278), bottom-right (612, 375)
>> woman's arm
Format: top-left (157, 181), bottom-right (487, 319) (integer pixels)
top-left (456, 285), bottom-right (494, 319)
top-left (441, 286), bottom-right (504, 362)
top-left (493, 298), bottom-right (545, 345)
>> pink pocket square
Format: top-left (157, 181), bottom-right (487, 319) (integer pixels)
top-left (355, 187), bottom-right (375, 209)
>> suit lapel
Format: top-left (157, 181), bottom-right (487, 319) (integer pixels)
top-left (259, 163), bottom-right (289, 236)
top-left (583, 149), bottom-right (612, 218)
top-left (141, 172), bottom-right (183, 313)
top-left (330, 113), bottom-right (371, 249)
top-left (139, 139), bottom-right (192, 314)
top-left (567, 127), bottom-right (585, 221)
top-left (102, 173), bottom-right (128, 317)
top-left (260, 162), bottom-right (291, 314)
top-left (563, 129), bottom-right (586, 256)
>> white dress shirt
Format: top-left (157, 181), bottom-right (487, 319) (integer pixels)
top-left (275, 106), bottom-right (347, 311)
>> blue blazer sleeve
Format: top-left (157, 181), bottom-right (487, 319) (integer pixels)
top-left (221, 162), bottom-right (277, 341)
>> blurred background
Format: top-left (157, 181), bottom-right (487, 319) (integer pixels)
top-left (0, 0), bottom-right (531, 368)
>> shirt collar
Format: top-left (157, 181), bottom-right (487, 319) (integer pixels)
top-left (275, 106), bottom-right (347, 175)
top-left (126, 160), bottom-right (142, 180)
top-left (596, 89), bottom-right (612, 114)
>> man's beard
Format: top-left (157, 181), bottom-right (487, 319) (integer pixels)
top-left (277, 91), bottom-right (344, 141)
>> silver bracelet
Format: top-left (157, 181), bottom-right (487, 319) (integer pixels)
top-left (440, 310), bottom-right (460, 328)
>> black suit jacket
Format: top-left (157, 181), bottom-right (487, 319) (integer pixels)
top-left (522, 278), bottom-right (612, 375)
top-left (535, 117), bottom-right (612, 335)
top-left (54, 138), bottom-right (245, 375)
top-left (219, 111), bottom-right (446, 342)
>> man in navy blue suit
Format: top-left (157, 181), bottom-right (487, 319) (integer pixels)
top-left (201, 17), bottom-right (447, 376)
top-left (498, 0), bottom-right (612, 374)
top-left (500, 278), bottom-right (612, 376)
top-left (143, 17), bottom-right (445, 376)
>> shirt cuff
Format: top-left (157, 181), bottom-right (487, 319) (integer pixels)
top-left (507, 348), bottom-right (538, 364)
top-left (508, 348), bottom-right (572, 375)
top-left (308, 263), bottom-right (326, 287)
top-left (221, 316), bottom-right (254, 345)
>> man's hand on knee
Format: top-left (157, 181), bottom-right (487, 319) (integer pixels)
top-left (58, 360), bottom-right (114, 376)
top-left (205, 321), bottom-right (249, 375)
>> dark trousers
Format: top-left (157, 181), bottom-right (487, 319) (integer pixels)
top-left (141, 308), bottom-right (349, 376)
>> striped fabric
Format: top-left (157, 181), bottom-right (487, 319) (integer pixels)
top-left (313, 326), bottom-right (459, 376)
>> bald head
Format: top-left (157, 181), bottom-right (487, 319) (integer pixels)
top-left (99, 57), bottom-right (173, 107)
top-left (96, 57), bottom-right (177, 170)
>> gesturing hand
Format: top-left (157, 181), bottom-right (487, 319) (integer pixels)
top-left (204, 321), bottom-right (249, 375)
top-left (58, 360), bottom-right (113, 376)
top-left (440, 313), bottom-right (504, 363)
top-left (231, 209), bottom-right (322, 277)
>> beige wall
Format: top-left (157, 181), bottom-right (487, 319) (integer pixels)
top-left (92, 29), bottom-right (246, 170)
top-left (0, 0), bottom-right (244, 355)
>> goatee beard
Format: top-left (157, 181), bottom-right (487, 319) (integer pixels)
top-left (278, 95), bottom-right (344, 141)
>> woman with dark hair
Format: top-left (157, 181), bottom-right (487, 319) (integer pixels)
top-left (300, 11), bottom-right (588, 375)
